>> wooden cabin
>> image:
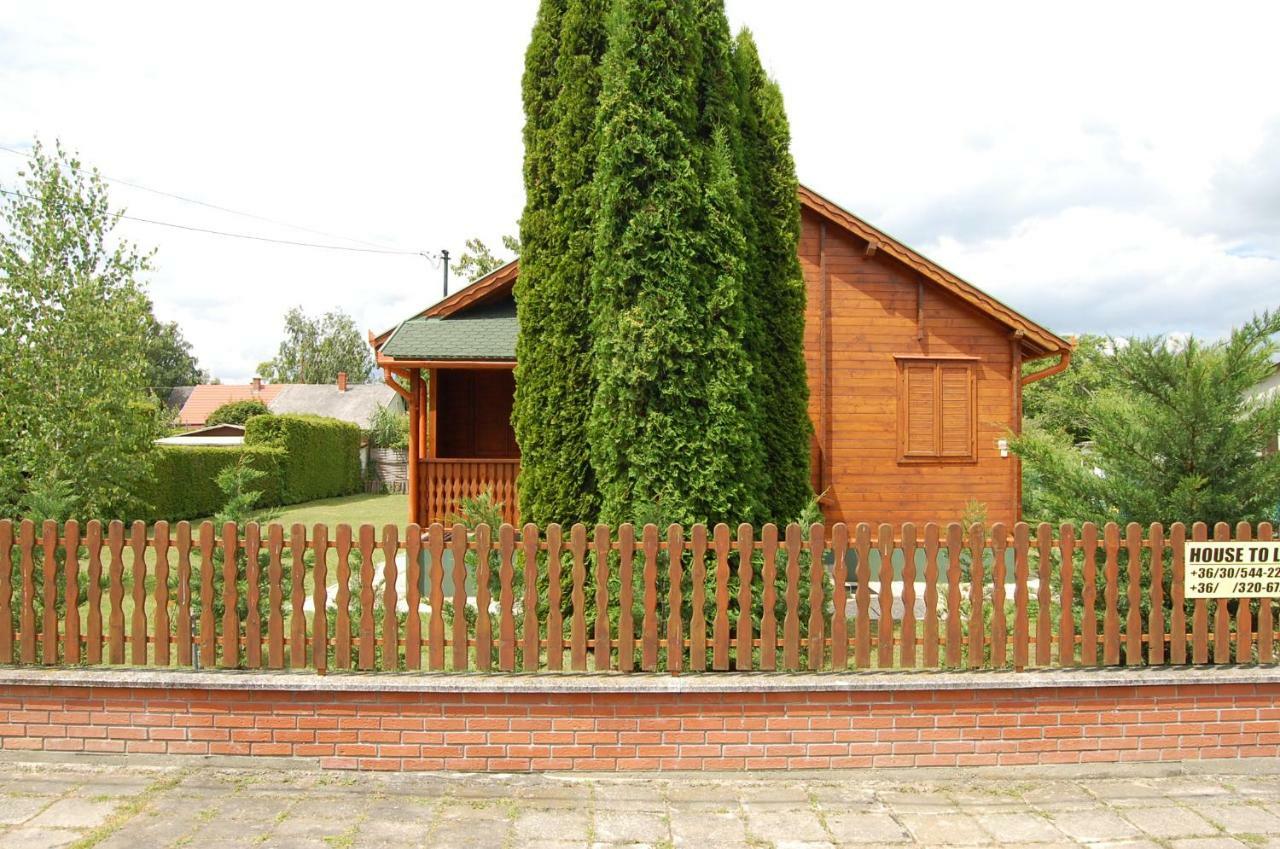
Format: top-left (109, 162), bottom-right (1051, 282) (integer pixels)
top-left (372, 185), bottom-right (1072, 528)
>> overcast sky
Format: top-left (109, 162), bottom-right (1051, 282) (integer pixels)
top-left (2, 2), bottom-right (1278, 382)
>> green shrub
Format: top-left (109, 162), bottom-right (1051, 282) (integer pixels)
top-left (366, 402), bottom-right (409, 450)
top-left (206, 399), bottom-right (270, 426)
top-left (245, 414), bottom-right (361, 504)
top-left (142, 445), bottom-right (284, 521)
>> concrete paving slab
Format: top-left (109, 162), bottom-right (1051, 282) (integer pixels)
top-left (0, 828), bottom-right (80, 849)
top-left (25, 798), bottom-right (118, 829)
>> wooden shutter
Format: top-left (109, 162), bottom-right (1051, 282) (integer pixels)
top-left (903, 364), bottom-right (938, 457)
top-left (939, 365), bottom-right (973, 458)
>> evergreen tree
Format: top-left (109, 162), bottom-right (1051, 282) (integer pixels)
top-left (588, 0), bottom-right (758, 525)
top-left (734, 29), bottom-right (813, 521)
top-left (512, 0), bottom-right (606, 526)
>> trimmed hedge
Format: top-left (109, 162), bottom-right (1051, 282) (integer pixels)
top-left (244, 414), bottom-right (361, 504)
top-left (145, 445), bottom-right (285, 521)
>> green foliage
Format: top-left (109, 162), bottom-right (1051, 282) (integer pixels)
top-left (451, 235), bottom-right (519, 283)
top-left (144, 445), bottom-right (285, 521)
top-left (206, 399), bottom-right (270, 426)
top-left (366, 402), bottom-right (409, 451)
top-left (142, 302), bottom-right (206, 391)
top-left (734, 30), bottom-right (813, 522)
top-left (588, 0), bottom-right (761, 526)
top-left (1014, 311), bottom-right (1280, 526)
top-left (245, 414), bottom-right (362, 504)
top-left (0, 139), bottom-right (165, 520)
top-left (17, 476), bottom-right (76, 523)
top-left (1021, 334), bottom-right (1107, 443)
top-left (212, 454), bottom-right (278, 527)
top-left (257, 306), bottom-right (373, 384)
top-left (513, 0), bottom-right (606, 526)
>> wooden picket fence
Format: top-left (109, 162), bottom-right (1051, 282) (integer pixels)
top-left (0, 519), bottom-right (1273, 673)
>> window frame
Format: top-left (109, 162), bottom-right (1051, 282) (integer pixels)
top-left (894, 355), bottom-right (979, 464)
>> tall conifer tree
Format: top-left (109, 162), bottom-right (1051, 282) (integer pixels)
top-left (588, 0), bottom-right (759, 525)
top-left (733, 30), bottom-right (813, 521)
top-left (514, 0), bottom-right (605, 525)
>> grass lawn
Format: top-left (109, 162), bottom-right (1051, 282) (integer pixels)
top-left (256, 492), bottom-right (408, 534)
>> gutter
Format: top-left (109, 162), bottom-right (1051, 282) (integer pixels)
top-left (1021, 344), bottom-right (1074, 387)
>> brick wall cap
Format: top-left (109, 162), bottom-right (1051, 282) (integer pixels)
top-left (0, 665), bottom-right (1276, 694)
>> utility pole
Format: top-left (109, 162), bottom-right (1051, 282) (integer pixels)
top-left (441, 249), bottom-right (450, 298)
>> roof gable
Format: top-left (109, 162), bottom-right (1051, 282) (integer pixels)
top-left (374, 184), bottom-right (1070, 362)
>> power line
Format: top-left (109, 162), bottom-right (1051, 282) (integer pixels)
top-left (0, 143), bottom-right (410, 252)
top-left (0, 186), bottom-right (433, 258)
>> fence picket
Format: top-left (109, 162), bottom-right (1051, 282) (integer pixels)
top-left (107, 520), bottom-right (124, 666)
top-left (546, 524), bottom-right (563, 671)
top-left (967, 524), bottom-right (984, 669)
top-left (220, 522), bottom-right (239, 668)
top-left (667, 524), bottom-right (684, 674)
top-left (922, 523), bottom-right (938, 668)
top-left (1012, 523), bottom-right (1029, 670)
top-left (175, 522), bottom-right (191, 667)
top-left (1036, 522), bottom-right (1053, 667)
top-left (618, 524), bottom-right (636, 673)
top-left (714, 523), bottom-right (731, 671)
top-left (991, 523), bottom-right (1008, 669)
top-left (945, 523), bottom-right (962, 667)
top-left (0, 521), bottom-right (13, 663)
top-left (335, 524), bottom-right (353, 670)
top-left (1213, 522), bottom-right (1231, 663)
top-left (406, 524), bottom-right (423, 670)
top-left (1103, 523), bottom-right (1120, 665)
top-left (1125, 522), bottom-right (1142, 665)
top-left (1058, 524), bottom-right (1076, 667)
top-left (497, 524), bottom-right (515, 672)
top-left (521, 524), bottom-right (539, 672)
top-left (642, 523), bottom-right (659, 671)
top-left (760, 523), bottom-right (779, 671)
top-left (473, 524), bottom-right (491, 671)
top-left (689, 525), bottom-right (707, 672)
top-left (1235, 521), bottom-right (1253, 663)
top-left (569, 523), bottom-right (587, 672)
top-left (783, 523), bottom-right (802, 671)
top-left (289, 524), bottom-right (307, 669)
top-left (807, 523), bottom-right (826, 671)
top-left (41, 520), bottom-right (58, 665)
top-left (129, 521), bottom-right (149, 666)
top-left (1081, 523), bottom-right (1099, 665)
top-left (831, 523), bottom-right (850, 670)
top-left (450, 523), bottom-right (468, 671)
top-left (900, 523), bottom-right (917, 669)
top-left (1170, 523), bottom-right (1187, 664)
top-left (311, 524), bottom-right (328, 673)
top-left (358, 525), bottom-right (376, 671)
top-left (64, 521), bottom-right (83, 664)
top-left (267, 524), bottom-right (284, 669)
top-left (734, 524), bottom-right (754, 670)
top-left (383, 525), bottom-right (401, 670)
top-left (17, 520), bottom-right (35, 665)
top-left (198, 522), bottom-right (216, 669)
top-left (150, 521), bottom-right (166, 667)
top-left (1261, 523), bottom-right (1276, 664)
top-left (593, 524), bottom-right (611, 670)
top-left (1148, 523), bottom-right (1165, 666)
top-left (877, 523), bottom-right (894, 668)
top-left (1191, 522), bottom-right (1209, 663)
top-left (244, 522), bottom-right (262, 669)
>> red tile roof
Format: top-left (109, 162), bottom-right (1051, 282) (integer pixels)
top-left (177, 384), bottom-right (285, 427)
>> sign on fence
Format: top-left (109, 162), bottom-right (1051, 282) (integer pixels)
top-left (1185, 541), bottom-right (1280, 598)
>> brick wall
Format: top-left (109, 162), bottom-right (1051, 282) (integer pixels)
top-left (1, 677), bottom-right (1277, 772)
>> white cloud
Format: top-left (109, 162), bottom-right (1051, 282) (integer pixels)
top-left (1, 1), bottom-right (1279, 380)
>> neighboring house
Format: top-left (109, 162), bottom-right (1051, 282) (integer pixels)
top-left (372, 184), bottom-right (1073, 528)
top-left (171, 374), bottom-right (400, 430)
top-left (154, 423), bottom-right (246, 446)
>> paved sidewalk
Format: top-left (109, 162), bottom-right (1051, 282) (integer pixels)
top-left (2, 761), bottom-right (1280, 848)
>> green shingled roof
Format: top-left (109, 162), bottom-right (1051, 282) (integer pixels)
top-left (380, 299), bottom-right (517, 361)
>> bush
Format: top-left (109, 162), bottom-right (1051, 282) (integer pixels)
top-left (245, 414), bottom-right (361, 504)
top-left (142, 445), bottom-right (284, 521)
top-left (206, 399), bottom-right (271, 426)
top-left (366, 402), bottom-right (409, 450)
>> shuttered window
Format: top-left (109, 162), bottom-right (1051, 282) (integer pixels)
top-left (897, 358), bottom-right (976, 461)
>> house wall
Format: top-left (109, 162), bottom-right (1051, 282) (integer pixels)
top-left (435, 369), bottom-right (519, 459)
top-left (799, 208), bottom-right (1020, 527)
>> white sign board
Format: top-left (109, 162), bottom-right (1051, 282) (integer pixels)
top-left (1184, 541), bottom-right (1280, 598)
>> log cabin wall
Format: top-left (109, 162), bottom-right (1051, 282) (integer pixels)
top-left (799, 207), bottom-right (1019, 527)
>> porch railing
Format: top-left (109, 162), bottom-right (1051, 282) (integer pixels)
top-left (0, 519), bottom-right (1275, 674)
top-left (421, 458), bottom-right (519, 525)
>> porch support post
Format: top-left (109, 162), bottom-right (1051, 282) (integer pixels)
top-left (407, 368), bottom-right (423, 526)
